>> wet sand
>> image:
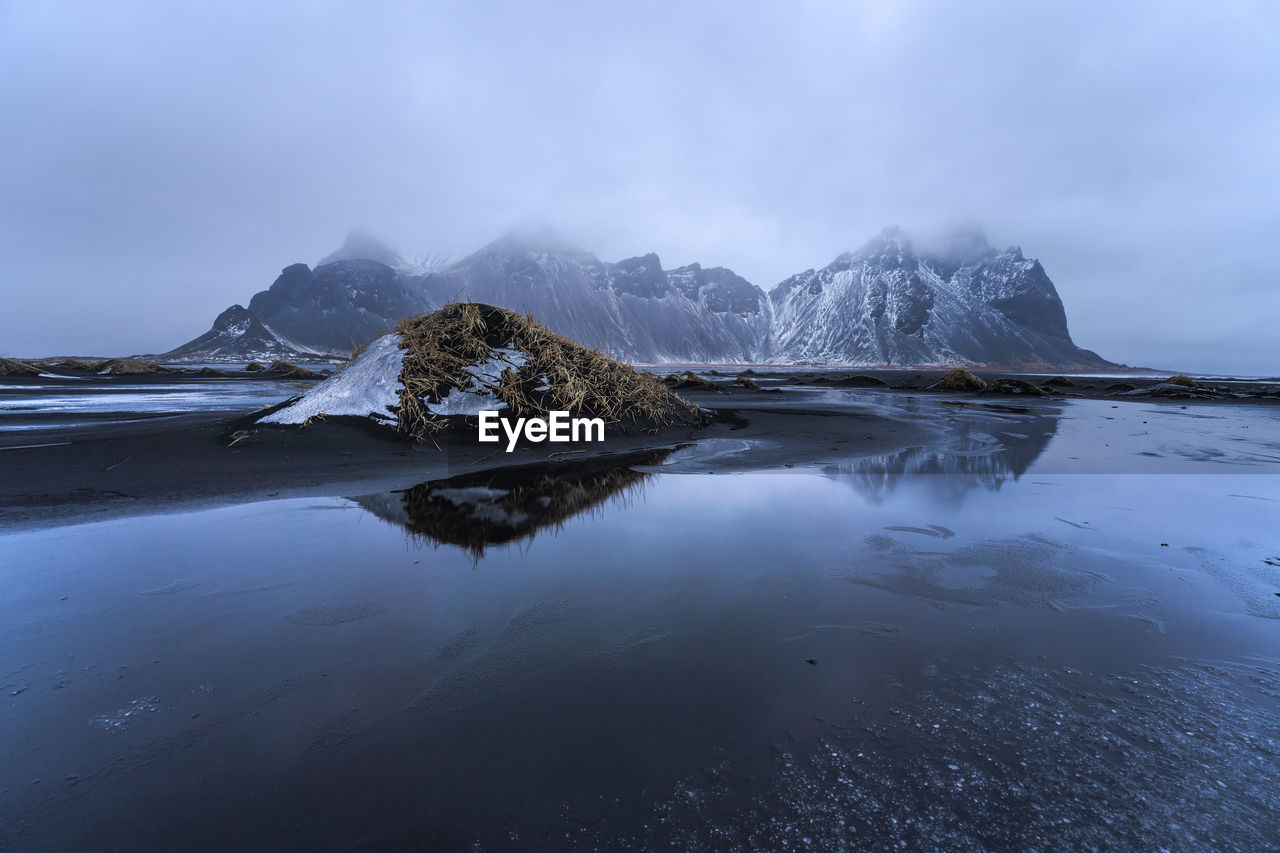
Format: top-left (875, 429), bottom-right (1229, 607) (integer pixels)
top-left (3, 368), bottom-right (1277, 530)
top-left (3, 371), bottom-right (1279, 850)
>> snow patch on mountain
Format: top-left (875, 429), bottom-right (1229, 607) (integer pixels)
top-left (162, 304), bottom-right (327, 363)
top-left (768, 229), bottom-right (1109, 368)
top-left (176, 226), bottom-right (1113, 369)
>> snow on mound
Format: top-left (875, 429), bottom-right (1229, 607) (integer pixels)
top-left (424, 346), bottom-right (526, 415)
top-left (261, 335), bottom-right (531, 426)
top-left (262, 333), bottom-right (406, 425)
top-left (391, 303), bottom-right (702, 440)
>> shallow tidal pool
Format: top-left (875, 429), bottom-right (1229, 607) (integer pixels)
top-left (2, 405), bottom-right (1280, 850)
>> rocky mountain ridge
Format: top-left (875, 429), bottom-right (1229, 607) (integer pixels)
top-left (164, 227), bottom-right (1112, 368)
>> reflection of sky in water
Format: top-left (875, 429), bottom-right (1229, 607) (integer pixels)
top-left (0, 379), bottom-right (312, 431)
top-left (804, 394), bottom-right (1280, 493)
top-left (3, 384), bottom-right (1280, 848)
top-left (0, 382), bottom-right (308, 412)
top-left (2, 450), bottom-right (1278, 847)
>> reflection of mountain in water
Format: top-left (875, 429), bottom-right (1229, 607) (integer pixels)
top-left (825, 404), bottom-right (1060, 506)
top-left (352, 450), bottom-right (672, 557)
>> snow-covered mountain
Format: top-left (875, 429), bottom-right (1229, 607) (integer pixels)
top-left (169, 226), bottom-right (1113, 368)
top-left (769, 228), bottom-right (1109, 368)
top-left (406, 227), bottom-right (771, 362)
top-left (317, 229), bottom-right (450, 277)
top-left (160, 304), bottom-right (323, 362)
top-left (246, 259), bottom-right (436, 354)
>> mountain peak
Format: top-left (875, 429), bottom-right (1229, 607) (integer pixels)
top-left (319, 229), bottom-right (405, 268)
top-left (837, 226), bottom-right (914, 265)
top-left (211, 304), bottom-right (253, 330)
top-left (480, 224), bottom-right (593, 259)
top-left (943, 226), bottom-right (993, 264)
top-left (170, 223), bottom-right (1111, 368)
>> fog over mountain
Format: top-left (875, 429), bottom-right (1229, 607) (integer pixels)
top-left (2, 3), bottom-right (1277, 373)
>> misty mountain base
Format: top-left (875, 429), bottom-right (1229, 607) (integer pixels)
top-left (1, 356), bottom-right (332, 380)
top-left (261, 302), bottom-right (702, 441)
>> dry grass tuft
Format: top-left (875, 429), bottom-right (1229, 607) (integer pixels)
top-left (988, 378), bottom-right (1047, 397)
top-left (0, 357), bottom-right (41, 376)
top-left (270, 360), bottom-right (327, 379)
top-left (37, 357), bottom-right (103, 372)
top-left (392, 302), bottom-right (702, 440)
top-left (244, 361), bottom-right (266, 372)
top-left (96, 358), bottom-right (174, 375)
top-left (1165, 374), bottom-right (1198, 387)
top-left (930, 368), bottom-right (987, 392)
top-left (663, 370), bottom-right (716, 390)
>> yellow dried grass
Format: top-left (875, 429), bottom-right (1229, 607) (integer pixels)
top-left (392, 302), bottom-right (702, 440)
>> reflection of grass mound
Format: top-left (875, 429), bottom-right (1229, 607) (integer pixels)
top-left (383, 450), bottom-right (672, 557)
top-left (394, 303), bottom-right (701, 440)
top-left (0, 357), bottom-right (41, 376)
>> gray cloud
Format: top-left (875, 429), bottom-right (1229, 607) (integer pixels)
top-left (2, 0), bottom-right (1277, 373)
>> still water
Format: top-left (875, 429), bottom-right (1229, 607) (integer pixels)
top-left (0, 377), bottom-right (316, 432)
top-left (2, 403), bottom-right (1279, 850)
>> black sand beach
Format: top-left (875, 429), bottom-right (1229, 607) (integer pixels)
top-left (3, 368), bottom-right (1279, 850)
top-left (3, 367), bottom-right (1277, 530)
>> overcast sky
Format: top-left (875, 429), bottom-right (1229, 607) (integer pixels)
top-left (2, 1), bottom-right (1277, 373)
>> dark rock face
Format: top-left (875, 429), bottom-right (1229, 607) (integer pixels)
top-left (162, 304), bottom-right (317, 361)
top-left (409, 233), bottom-right (773, 363)
top-left (964, 250), bottom-right (1069, 339)
top-left (769, 229), bottom-right (1110, 368)
top-left (172, 226), bottom-right (1113, 368)
top-left (248, 260), bottom-right (434, 354)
